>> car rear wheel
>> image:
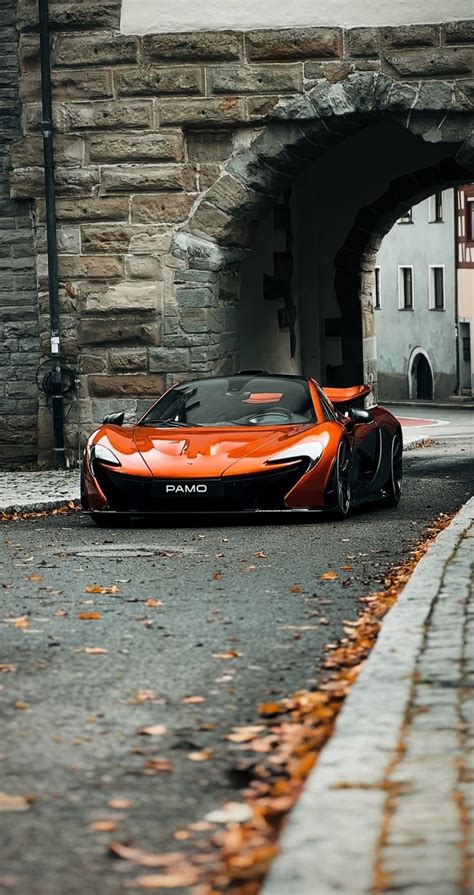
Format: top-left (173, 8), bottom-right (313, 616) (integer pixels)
top-left (382, 432), bottom-right (403, 507)
top-left (327, 440), bottom-right (351, 519)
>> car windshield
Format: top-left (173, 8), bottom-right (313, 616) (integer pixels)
top-left (139, 376), bottom-right (316, 428)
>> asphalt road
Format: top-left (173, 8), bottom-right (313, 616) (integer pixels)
top-left (0, 437), bottom-right (473, 894)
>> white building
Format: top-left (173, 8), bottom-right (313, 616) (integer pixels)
top-left (374, 190), bottom-right (457, 401)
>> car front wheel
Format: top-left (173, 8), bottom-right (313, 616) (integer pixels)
top-left (382, 432), bottom-right (403, 507)
top-left (327, 440), bottom-right (351, 519)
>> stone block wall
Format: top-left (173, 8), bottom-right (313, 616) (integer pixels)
top-left (0, 0), bottom-right (40, 464)
top-left (6, 3), bottom-right (474, 459)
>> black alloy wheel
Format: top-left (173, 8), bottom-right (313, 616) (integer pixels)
top-left (328, 440), bottom-right (352, 519)
top-left (382, 432), bottom-right (403, 507)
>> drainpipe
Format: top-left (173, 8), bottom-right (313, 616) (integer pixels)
top-left (38, 0), bottom-right (67, 467)
top-left (454, 187), bottom-right (460, 395)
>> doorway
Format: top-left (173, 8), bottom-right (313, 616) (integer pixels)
top-left (410, 352), bottom-right (434, 400)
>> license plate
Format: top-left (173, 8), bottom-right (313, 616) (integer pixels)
top-left (158, 481), bottom-right (222, 498)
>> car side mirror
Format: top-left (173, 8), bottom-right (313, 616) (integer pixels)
top-left (347, 407), bottom-right (375, 425)
top-left (103, 411), bottom-right (125, 426)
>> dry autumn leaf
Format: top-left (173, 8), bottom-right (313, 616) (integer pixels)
top-left (6, 616), bottom-right (29, 628)
top-left (14, 701), bottom-right (29, 710)
top-left (145, 599), bottom-right (162, 608)
top-left (78, 612), bottom-right (103, 620)
top-left (225, 725), bottom-right (265, 743)
top-left (0, 793), bottom-right (34, 812)
top-left (290, 585), bottom-right (301, 593)
top-left (133, 690), bottom-right (156, 703)
top-left (173, 830), bottom-right (191, 841)
top-left (321, 571), bottom-right (339, 580)
top-left (74, 647), bottom-right (108, 655)
top-left (255, 551), bottom-right (267, 559)
top-left (84, 584), bottom-right (120, 595)
top-left (89, 820), bottom-right (118, 832)
top-left (108, 843), bottom-right (183, 866)
top-left (108, 799), bottom-right (131, 810)
top-left (26, 574), bottom-right (43, 582)
top-left (143, 758), bottom-right (173, 774)
top-left (205, 802), bottom-right (253, 824)
top-left (0, 664), bottom-right (16, 673)
top-left (54, 609), bottom-right (67, 617)
top-left (187, 748), bottom-right (213, 762)
top-left (212, 650), bottom-right (241, 660)
top-left (133, 869), bottom-right (199, 889)
top-left (258, 702), bottom-right (285, 717)
top-left (181, 695), bottom-right (205, 705)
top-left (138, 724), bottom-right (167, 737)
top-left (212, 572), bottom-right (223, 580)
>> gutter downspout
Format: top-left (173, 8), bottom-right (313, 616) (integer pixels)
top-left (454, 187), bottom-right (460, 395)
top-left (38, 0), bottom-right (66, 467)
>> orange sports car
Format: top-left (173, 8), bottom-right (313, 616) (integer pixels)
top-left (81, 372), bottom-right (402, 525)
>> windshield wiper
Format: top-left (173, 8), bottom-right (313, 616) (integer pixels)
top-left (142, 419), bottom-right (201, 428)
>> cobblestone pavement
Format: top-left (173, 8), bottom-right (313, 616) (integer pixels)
top-left (0, 470), bottom-right (80, 514)
top-left (262, 498), bottom-right (474, 895)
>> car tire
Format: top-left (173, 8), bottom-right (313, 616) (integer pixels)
top-left (327, 440), bottom-right (351, 520)
top-left (382, 431), bottom-right (403, 507)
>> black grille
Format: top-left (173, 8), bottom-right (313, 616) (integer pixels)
top-left (95, 461), bottom-right (310, 512)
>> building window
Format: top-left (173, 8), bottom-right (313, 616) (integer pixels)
top-left (398, 208), bottom-right (413, 224)
top-left (429, 266), bottom-right (445, 310)
top-left (429, 192), bottom-right (443, 223)
top-left (467, 199), bottom-right (474, 243)
top-left (374, 267), bottom-right (381, 309)
top-left (398, 266), bottom-right (414, 310)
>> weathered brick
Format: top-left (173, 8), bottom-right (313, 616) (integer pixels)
top-left (186, 130), bottom-right (234, 165)
top-left (198, 164), bottom-right (221, 191)
top-left (81, 224), bottom-right (172, 255)
top-left (246, 28), bottom-right (342, 61)
top-left (37, 196), bottom-right (129, 222)
top-left (180, 308), bottom-right (225, 334)
top-left (381, 25), bottom-right (441, 48)
top-left (87, 373), bottom-right (165, 397)
top-left (115, 66), bottom-right (204, 97)
top-left (125, 255), bottom-right (163, 280)
top-left (88, 130), bottom-right (184, 163)
top-left (247, 95), bottom-right (281, 118)
top-left (131, 193), bottom-right (195, 224)
top-left (58, 254), bottom-right (124, 279)
top-left (207, 63), bottom-right (303, 95)
top-left (79, 317), bottom-right (160, 346)
top-left (18, 33), bottom-right (41, 69)
top-left (20, 69), bottom-right (113, 103)
top-left (11, 135), bottom-right (85, 167)
top-left (36, 224), bottom-right (81, 255)
top-left (81, 352), bottom-right (108, 374)
top-left (60, 99), bottom-right (153, 132)
top-left (107, 349), bottom-right (147, 372)
top-left (143, 32), bottom-right (243, 63)
top-left (17, 0), bottom-right (121, 33)
top-left (157, 97), bottom-right (246, 126)
top-left (149, 347), bottom-right (190, 372)
top-left (100, 164), bottom-right (196, 193)
top-left (346, 28), bottom-right (380, 58)
top-left (175, 286), bottom-right (217, 308)
top-left (82, 281), bottom-right (161, 313)
top-left (384, 48), bottom-right (473, 78)
top-left (444, 20), bottom-right (474, 45)
top-left (10, 166), bottom-right (99, 198)
top-left (53, 31), bottom-right (138, 67)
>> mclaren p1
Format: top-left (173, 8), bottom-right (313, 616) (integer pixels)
top-left (81, 372), bottom-right (402, 524)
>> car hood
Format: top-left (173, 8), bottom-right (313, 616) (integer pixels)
top-left (132, 425), bottom-right (318, 477)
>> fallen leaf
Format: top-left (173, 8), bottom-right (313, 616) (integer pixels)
top-left (225, 725), bottom-right (265, 743)
top-left (245, 565), bottom-right (257, 572)
top-left (173, 830), bottom-right (191, 841)
top-left (133, 869), bottom-right (199, 889)
top-left (212, 572), bottom-right (223, 581)
top-left (89, 820), bottom-right (118, 832)
top-left (78, 612), bottom-right (103, 620)
top-left (181, 695), bottom-right (205, 705)
top-left (54, 609), bottom-right (68, 617)
top-left (143, 758), bottom-right (173, 774)
top-left (75, 647), bottom-right (108, 655)
top-left (0, 664), bottom-right (16, 673)
top-left (84, 584), bottom-right (120, 595)
top-left (108, 843), bottom-right (183, 866)
top-left (138, 724), bottom-right (167, 737)
top-left (258, 702), bottom-right (285, 717)
top-left (188, 821), bottom-right (214, 832)
top-left (321, 571), bottom-right (338, 580)
top-left (255, 551), bottom-right (267, 559)
top-left (187, 748), bottom-right (213, 762)
top-left (133, 690), bottom-right (156, 703)
top-left (108, 799), bottom-right (131, 810)
top-left (0, 793), bottom-right (34, 812)
top-left (205, 802), bottom-right (253, 824)
top-left (290, 585), bottom-right (301, 593)
top-left (145, 599), bottom-right (163, 608)
top-left (340, 565), bottom-right (353, 571)
top-left (212, 650), bottom-right (241, 660)
top-left (27, 574), bottom-right (43, 582)
top-left (14, 701), bottom-right (29, 710)
top-left (7, 616), bottom-right (30, 628)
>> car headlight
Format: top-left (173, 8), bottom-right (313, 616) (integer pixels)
top-left (91, 444), bottom-right (122, 467)
top-left (265, 441), bottom-right (323, 470)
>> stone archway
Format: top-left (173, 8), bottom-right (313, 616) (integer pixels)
top-left (170, 73), bottom-right (474, 393)
top-left (408, 347), bottom-right (435, 400)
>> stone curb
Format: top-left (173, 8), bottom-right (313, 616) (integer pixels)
top-left (0, 497), bottom-right (80, 515)
top-left (261, 496), bottom-right (474, 895)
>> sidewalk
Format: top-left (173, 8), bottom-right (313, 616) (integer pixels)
top-left (262, 497), bottom-right (474, 895)
top-left (0, 469), bottom-right (80, 514)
